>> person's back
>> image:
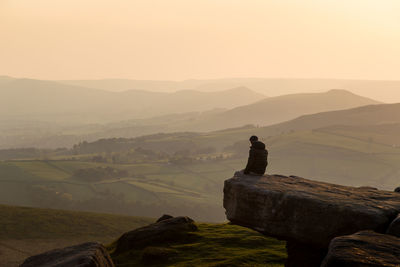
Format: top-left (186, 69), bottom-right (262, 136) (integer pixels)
top-left (244, 136), bottom-right (268, 175)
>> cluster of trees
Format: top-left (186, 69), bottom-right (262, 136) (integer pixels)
top-left (72, 138), bottom-right (133, 154)
top-left (90, 148), bottom-right (169, 164)
top-left (88, 146), bottom-right (222, 165)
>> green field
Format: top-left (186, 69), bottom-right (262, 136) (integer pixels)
top-left (1, 128), bottom-right (400, 222)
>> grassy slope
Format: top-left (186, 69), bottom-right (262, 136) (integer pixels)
top-left (0, 204), bottom-right (154, 240)
top-left (0, 204), bottom-right (154, 267)
top-left (109, 223), bottom-right (286, 267)
top-left (0, 204), bottom-right (286, 267)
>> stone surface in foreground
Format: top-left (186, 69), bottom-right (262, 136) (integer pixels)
top-left (21, 242), bottom-right (114, 267)
top-left (223, 174), bottom-right (400, 248)
top-left (321, 230), bottom-right (400, 267)
top-left (114, 216), bottom-right (197, 254)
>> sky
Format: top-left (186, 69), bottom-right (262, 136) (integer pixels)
top-left (1, 0), bottom-right (400, 81)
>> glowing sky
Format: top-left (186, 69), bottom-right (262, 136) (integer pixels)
top-left (1, 0), bottom-right (400, 80)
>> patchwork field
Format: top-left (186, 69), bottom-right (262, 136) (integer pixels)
top-left (1, 127), bottom-right (400, 222)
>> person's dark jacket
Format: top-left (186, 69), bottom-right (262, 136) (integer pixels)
top-left (244, 141), bottom-right (268, 175)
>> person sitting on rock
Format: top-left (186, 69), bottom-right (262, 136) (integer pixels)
top-left (239, 135), bottom-right (268, 176)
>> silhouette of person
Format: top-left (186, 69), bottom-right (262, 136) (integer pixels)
top-left (237, 135), bottom-right (268, 176)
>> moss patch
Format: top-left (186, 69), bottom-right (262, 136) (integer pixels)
top-left (109, 223), bottom-right (286, 267)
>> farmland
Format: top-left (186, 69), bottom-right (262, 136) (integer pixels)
top-left (1, 125), bottom-right (400, 223)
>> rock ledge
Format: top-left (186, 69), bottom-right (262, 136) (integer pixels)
top-left (224, 174), bottom-right (400, 266)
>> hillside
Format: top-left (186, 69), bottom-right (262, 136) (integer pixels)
top-left (264, 102), bottom-right (400, 134)
top-left (1, 103), bottom-right (400, 224)
top-left (173, 89), bottom-right (381, 131)
top-left (1, 88), bottom-right (381, 150)
top-left (2, 105), bottom-right (400, 223)
top-left (0, 204), bottom-right (153, 267)
top-left (0, 78), bottom-right (266, 148)
top-left (36, 89), bottom-right (380, 146)
top-left (0, 78), bottom-right (265, 124)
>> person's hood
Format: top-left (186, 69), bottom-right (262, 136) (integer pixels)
top-left (251, 141), bottom-right (265, 150)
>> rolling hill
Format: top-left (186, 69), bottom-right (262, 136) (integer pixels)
top-left (60, 77), bottom-right (400, 103)
top-left (0, 84), bottom-right (382, 149)
top-left (0, 77), bottom-right (265, 124)
top-left (1, 104), bottom-right (400, 222)
top-left (170, 89), bottom-right (381, 131)
top-left (262, 102), bottom-right (400, 134)
top-left (82, 89), bottom-right (381, 138)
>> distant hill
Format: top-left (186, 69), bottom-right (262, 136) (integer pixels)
top-left (99, 89), bottom-right (381, 134)
top-left (0, 78), bottom-right (265, 123)
top-left (266, 102), bottom-right (400, 134)
top-left (0, 75), bottom-right (15, 85)
top-left (0, 87), bottom-right (382, 149)
top-left (69, 103), bottom-right (400, 156)
top-left (60, 77), bottom-right (400, 103)
top-left (180, 89), bottom-right (381, 131)
top-left (44, 89), bottom-right (378, 146)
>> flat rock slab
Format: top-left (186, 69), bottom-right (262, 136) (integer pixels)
top-left (114, 216), bottom-right (197, 254)
top-left (321, 230), bottom-right (400, 267)
top-left (224, 174), bottom-right (400, 247)
top-left (21, 242), bottom-right (114, 267)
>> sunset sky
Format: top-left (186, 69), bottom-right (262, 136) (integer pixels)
top-left (1, 0), bottom-right (400, 80)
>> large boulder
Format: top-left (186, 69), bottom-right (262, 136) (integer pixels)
top-left (114, 216), bottom-right (197, 254)
top-left (321, 230), bottom-right (400, 266)
top-left (21, 242), bottom-right (114, 267)
top-left (223, 174), bottom-right (400, 248)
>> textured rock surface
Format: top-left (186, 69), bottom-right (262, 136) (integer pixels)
top-left (114, 216), bottom-right (197, 254)
top-left (21, 242), bottom-right (114, 267)
top-left (223, 174), bottom-right (400, 248)
top-left (321, 230), bottom-right (400, 267)
top-left (387, 214), bottom-right (400, 237)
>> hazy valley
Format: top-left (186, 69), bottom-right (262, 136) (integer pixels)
top-left (1, 77), bottom-right (400, 266)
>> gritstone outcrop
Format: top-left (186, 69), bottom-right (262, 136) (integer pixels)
top-left (224, 174), bottom-right (400, 266)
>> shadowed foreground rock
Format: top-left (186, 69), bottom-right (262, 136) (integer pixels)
top-left (224, 174), bottom-right (400, 266)
top-left (21, 242), bottom-right (114, 267)
top-left (321, 230), bottom-right (400, 267)
top-left (114, 216), bottom-right (197, 254)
